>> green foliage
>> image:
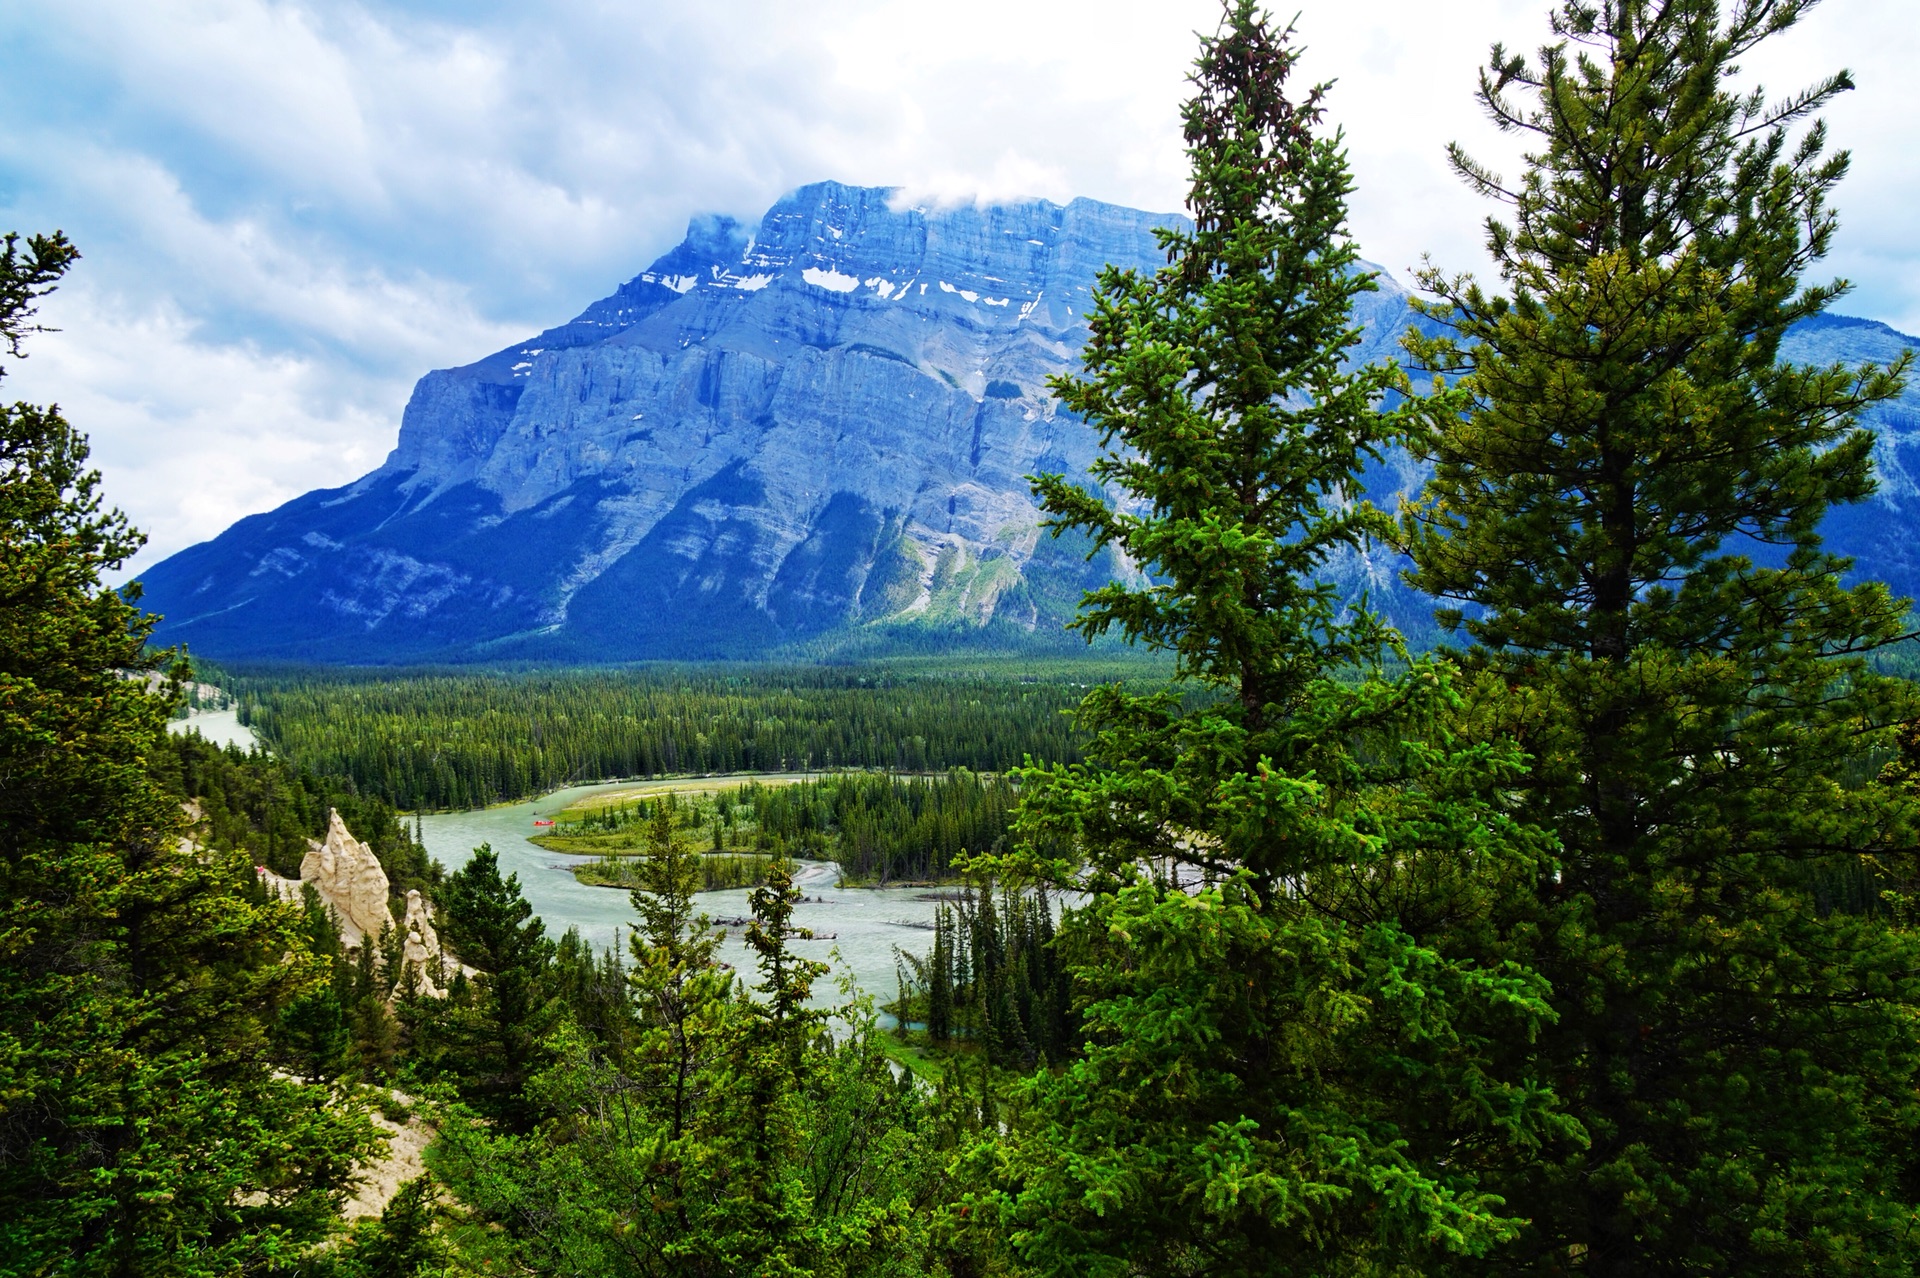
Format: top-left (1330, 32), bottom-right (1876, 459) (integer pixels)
top-left (321, 1177), bottom-right (449, 1278)
top-left (437, 845), bottom-right (548, 975)
top-left (418, 847), bottom-right (559, 1130)
top-left (152, 730), bottom-right (442, 900)
top-left (892, 882), bottom-right (1072, 1069)
top-left (743, 771), bottom-right (1019, 882)
top-left (553, 770), bottom-right (1022, 884)
top-left (980, 6), bottom-right (1569, 1273)
top-left (279, 985), bottom-right (353, 1086)
top-left (1402, 1), bottom-right (1920, 1270)
top-left (0, 232), bottom-right (381, 1273)
top-left (429, 809), bottom-right (970, 1277)
top-left (227, 664), bottom-right (1114, 808)
top-left (18, 6), bottom-right (1919, 1273)
top-left (0, 231), bottom-right (168, 869)
top-left (575, 850), bottom-right (782, 892)
top-left (545, 925), bottom-right (637, 1058)
top-left (288, 878), bottom-right (450, 1087)
top-left (745, 858), bottom-right (831, 1051)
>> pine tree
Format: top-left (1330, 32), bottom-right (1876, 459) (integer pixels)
top-left (0, 231), bottom-right (379, 1272)
top-left (439, 845), bottom-right (548, 975)
top-left (978, 6), bottom-right (1568, 1274)
top-left (927, 910), bottom-right (954, 1045)
top-left (717, 859), bottom-right (833, 1273)
top-left (744, 858), bottom-right (829, 1063)
top-left (626, 804), bottom-right (731, 1148)
top-left (329, 1177), bottom-right (448, 1278)
top-left (548, 925), bottom-right (635, 1059)
top-left (432, 846), bottom-right (556, 1129)
top-left (1403, 2), bottom-right (1920, 1271)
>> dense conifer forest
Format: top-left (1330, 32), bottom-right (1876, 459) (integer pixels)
top-left (543, 770), bottom-right (1021, 884)
top-left (227, 664), bottom-right (1141, 809)
top-left (890, 885), bottom-right (1074, 1069)
top-left (8, 3), bottom-right (1920, 1275)
top-left (158, 731), bottom-right (442, 895)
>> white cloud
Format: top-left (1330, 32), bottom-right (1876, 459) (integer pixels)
top-left (0, 0), bottom-right (1914, 572)
top-left (1740, 0), bottom-right (1920, 334)
top-left (5, 287), bottom-right (404, 570)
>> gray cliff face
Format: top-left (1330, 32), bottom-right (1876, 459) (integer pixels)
top-left (137, 181), bottom-right (1919, 664)
top-left (145, 182), bottom-right (1231, 660)
top-left (407, 181), bottom-right (1200, 640)
top-left (1777, 314), bottom-right (1920, 594)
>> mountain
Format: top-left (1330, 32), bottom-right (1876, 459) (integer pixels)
top-left (139, 181), bottom-right (1920, 664)
top-left (1775, 313), bottom-right (1920, 593)
top-left (138, 180), bottom-right (1415, 663)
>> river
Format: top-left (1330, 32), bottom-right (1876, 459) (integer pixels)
top-left (172, 706), bottom-right (944, 1005)
top-left (418, 778), bottom-right (946, 1009)
top-left (168, 707), bottom-right (260, 750)
top-left (168, 702), bottom-right (945, 1008)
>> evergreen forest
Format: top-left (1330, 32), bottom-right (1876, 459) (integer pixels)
top-left (157, 731), bottom-right (442, 895)
top-left (541, 770), bottom-right (1021, 884)
top-left (8, 3), bottom-right (1920, 1275)
top-left (226, 663), bottom-right (1133, 809)
top-left (891, 884), bottom-right (1074, 1071)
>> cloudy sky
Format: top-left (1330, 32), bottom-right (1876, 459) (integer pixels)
top-left (3, 0), bottom-right (1915, 575)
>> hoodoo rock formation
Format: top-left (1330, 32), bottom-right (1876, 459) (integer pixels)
top-left (260, 809), bottom-right (452, 997)
top-left (298, 810), bottom-right (396, 947)
top-left (400, 889), bottom-right (446, 998)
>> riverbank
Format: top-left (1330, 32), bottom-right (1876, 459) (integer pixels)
top-left (416, 784), bottom-right (947, 1008)
top-left (571, 852), bottom-right (788, 892)
top-left (166, 707), bottom-right (259, 751)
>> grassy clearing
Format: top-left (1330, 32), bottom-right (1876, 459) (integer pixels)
top-left (876, 1035), bottom-right (949, 1082)
top-left (556, 770), bottom-right (818, 817)
top-left (571, 852), bottom-right (781, 892)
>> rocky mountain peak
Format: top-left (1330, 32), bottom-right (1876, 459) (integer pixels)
top-left (136, 182), bottom-right (1920, 664)
top-left (141, 183), bottom-right (1200, 661)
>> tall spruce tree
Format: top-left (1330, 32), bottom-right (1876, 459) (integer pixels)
top-left (978, 6), bottom-right (1570, 1275)
top-left (0, 232), bottom-right (379, 1272)
top-left (625, 803), bottom-right (730, 1149)
top-left (432, 846), bottom-right (557, 1130)
top-left (1404, 2), bottom-right (1920, 1271)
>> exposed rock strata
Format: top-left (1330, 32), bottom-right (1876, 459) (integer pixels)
top-left (257, 809), bottom-right (452, 998)
top-left (139, 183), bottom-right (1191, 660)
top-left (139, 183), bottom-right (1920, 661)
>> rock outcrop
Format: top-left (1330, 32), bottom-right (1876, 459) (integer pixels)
top-left (256, 810), bottom-right (453, 998)
top-left (137, 182), bottom-right (1920, 662)
top-left (299, 810), bottom-right (396, 947)
top-left (399, 889), bottom-right (445, 998)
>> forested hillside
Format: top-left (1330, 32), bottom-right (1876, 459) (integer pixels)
top-left (230, 664), bottom-right (1146, 808)
top-left (10, 3), bottom-right (1920, 1275)
top-left (157, 731), bottom-right (440, 895)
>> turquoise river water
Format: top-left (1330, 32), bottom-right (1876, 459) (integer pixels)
top-left (172, 707), bottom-right (944, 1007)
top-left (418, 779), bottom-right (945, 1007)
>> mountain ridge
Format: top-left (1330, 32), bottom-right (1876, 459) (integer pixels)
top-left (143, 181), bottom-right (1209, 662)
top-left (139, 181), bottom-right (1920, 664)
